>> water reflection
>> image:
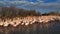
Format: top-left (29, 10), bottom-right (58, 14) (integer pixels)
top-left (38, 21), bottom-right (60, 34)
top-left (0, 21), bottom-right (60, 34)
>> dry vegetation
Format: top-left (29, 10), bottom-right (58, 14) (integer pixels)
top-left (0, 6), bottom-right (60, 19)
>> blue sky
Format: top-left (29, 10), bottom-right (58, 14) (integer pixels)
top-left (0, 0), bottom-right (60, 13)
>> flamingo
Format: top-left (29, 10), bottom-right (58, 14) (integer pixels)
top-left (0, 21), bottom-right (3, 26)
top-left (3, 21), bottom-right (9, 27)
top-left (0, 19), bottom-right (3, 26)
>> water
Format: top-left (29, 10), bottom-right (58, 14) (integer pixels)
top-left (37, 21), bottom-right (60, 34)
top-left (0, 20), bottom-right (60, 34)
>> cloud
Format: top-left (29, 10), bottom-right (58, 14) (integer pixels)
top-left (56, 0), bottom-right (60, 3)
top-left (37, 0), bottom-right (44, 2)
top-left (0, 0), bottom-right (60, 12)
top-left (37, 3), bottom-right (60, 9)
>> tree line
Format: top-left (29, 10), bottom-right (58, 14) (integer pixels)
top-left (0, 7), bottom-right (60, 19)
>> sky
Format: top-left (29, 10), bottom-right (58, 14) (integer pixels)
top-left (0, 0), bottom-right (60, 13)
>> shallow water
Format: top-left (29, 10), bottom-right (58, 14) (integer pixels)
top-left (0, 21), bottom-right (60, 34)
top-left (37, 21), bottom-right (60, 34)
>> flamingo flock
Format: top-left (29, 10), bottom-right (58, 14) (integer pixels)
top-left (0, 16), bottom-right (60, 27)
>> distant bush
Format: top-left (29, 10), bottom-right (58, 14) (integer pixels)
top-left (42, 11), bottom-right (60, 16)
top-left (0, 7), bottom-right (41, 19)
top-left (0, 6), bottom-right (60, 19)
